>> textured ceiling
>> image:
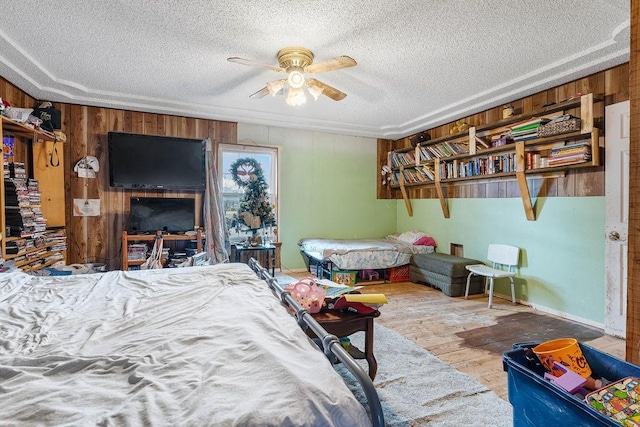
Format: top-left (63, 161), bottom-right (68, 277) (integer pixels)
top-left (0, 0), bottom-right (630, 139)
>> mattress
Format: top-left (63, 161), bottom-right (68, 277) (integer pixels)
top-left (299, 237), bottom-right (434, 270)
top-left (0, 263), bottom-right (370, 426)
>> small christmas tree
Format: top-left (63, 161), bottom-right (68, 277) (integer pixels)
top-left (230, 157), bottom-right (276, 233)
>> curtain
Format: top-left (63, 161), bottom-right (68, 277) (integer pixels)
top-left (204, 139), bottom-right (230, 264)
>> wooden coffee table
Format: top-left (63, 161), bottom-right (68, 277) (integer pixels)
top-left (307, 309), bottom-right (380, 380)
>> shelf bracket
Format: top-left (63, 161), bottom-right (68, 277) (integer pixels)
top-left (398, 166), bottom-right (413, 217)
top-left (515, 142), bottom-right (536, 221)
top-left (434, 158), bottom-right (450, 218)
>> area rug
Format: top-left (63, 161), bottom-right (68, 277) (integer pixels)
top-left (337, 324), bottom-right (513, 426)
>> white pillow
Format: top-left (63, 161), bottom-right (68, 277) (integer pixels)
top-left (396, 230), bottom-right (431, 244)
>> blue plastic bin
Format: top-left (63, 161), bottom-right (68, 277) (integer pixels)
top-left (503, 341), bottom-right (640, 426)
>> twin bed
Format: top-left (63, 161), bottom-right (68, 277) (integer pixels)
top-left (299, 230), bottom-right (436, 278)
top-left (0, 261), bottom-right (383, 426)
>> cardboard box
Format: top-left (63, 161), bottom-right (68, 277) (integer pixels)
top-left (331, 270), bottom-right (357, 285)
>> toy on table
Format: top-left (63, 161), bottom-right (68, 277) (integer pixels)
top-left (544, 361), bottom-right (586, 393)
top-left (285, 278), bottom-right (326, 313)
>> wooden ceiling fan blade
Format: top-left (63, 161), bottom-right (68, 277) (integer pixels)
top-left (306, 78), bottom-right (347, 101)
top-left (249, 86), bottom-right (270, 99)
top-left (227, 57), bottom-right (285, 73)
top-left (249, 78), bottom-right (287, 99)
top-left (305, 56), bottom-right (357, 74)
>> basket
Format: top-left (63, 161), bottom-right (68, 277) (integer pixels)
top-left (388, 264), bottom-right (410, 282)
top-left (285, 278), bottom-right (326, 313)
top-left (537, 117), bottom-right (581, 137)
top-left (532, 337), bottom-right (592, 378)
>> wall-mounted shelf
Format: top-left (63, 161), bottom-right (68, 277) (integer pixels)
top-left (386, 94), bottom-right (599, 220)
top-left (1, 114), bottom-right (67, 270)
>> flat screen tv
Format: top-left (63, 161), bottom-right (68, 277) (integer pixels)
top-left (129, 197), bottom-right (196, 233)
top-left (108, 132), bottom-right (206, 191)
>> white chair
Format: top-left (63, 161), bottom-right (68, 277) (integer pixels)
top-left (465, 244), bottom-right (519, 308)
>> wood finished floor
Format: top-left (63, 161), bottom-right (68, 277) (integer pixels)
top-left (288, 272), bottom-right (625, 401)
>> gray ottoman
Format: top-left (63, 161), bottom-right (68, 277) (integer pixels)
top-left (410, 253), bottom-right (484, 297)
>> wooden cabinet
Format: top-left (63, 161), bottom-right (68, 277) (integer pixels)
top-left (1, 116), bottom-right (67, 271)
top-left (387, 93), bottom-right (600, 220)
top-left (121, 230), bottom-right (203, 270)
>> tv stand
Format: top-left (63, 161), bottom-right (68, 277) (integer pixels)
top-left (121, 230), bottom-right (203, 270)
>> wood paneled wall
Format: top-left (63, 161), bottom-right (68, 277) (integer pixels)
top-left (377, 63), bottom-right (630, 200)
top-left (0, 77), bottom-right (237, 270)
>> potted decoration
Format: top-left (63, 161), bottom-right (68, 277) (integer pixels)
top-left (230, 157), bottom-right (276, 246)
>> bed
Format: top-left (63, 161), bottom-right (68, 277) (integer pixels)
top-left (299, 230), bottom-right (436, 278)
top-left (0, 262), bottom-right (382, 426)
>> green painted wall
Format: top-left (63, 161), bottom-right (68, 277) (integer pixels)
top-left (237, 124), bottom-right (397, 271)
top-left (397, 197), bottom-right (606, 324)
top-left (238, 123), bottom-right (605, 325)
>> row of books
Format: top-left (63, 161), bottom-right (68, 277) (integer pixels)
top-left (389, 165), bottom-right (436, 185)
top-left (391, 152), bottom-right (518, 183)
top-left (390, 150), bottom-right (416, 167)
top-left (418, 140), bottom-right (469, 160)
top-left (391, 142), bottom-right (592, 184)
top-left (127, 243), bottom-right (149, 261)
top-left (439, 154), bottom-right (517, 179)
top-left (4, 229), bottom-right (67, 257)
top-left (390, 138), bottom-right (472, 168)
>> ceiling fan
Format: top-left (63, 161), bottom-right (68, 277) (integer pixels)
top-left (227, 47), bottom-right (357, 106)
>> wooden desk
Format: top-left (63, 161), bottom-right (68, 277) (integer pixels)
top-left (308, 310), bottom-right (380, 380)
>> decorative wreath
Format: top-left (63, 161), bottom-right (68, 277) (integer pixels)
top-left (230, 157), bottom-right (262, 188)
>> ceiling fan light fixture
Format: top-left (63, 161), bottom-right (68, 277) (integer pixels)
top-left (286, 86), bottom-right (306, 106)
top-left (287, 70), bottom-right (305, 89)
top-left (229, 46), bottom-right (354, 103)
top-left (266, 80), bottom-right (284, 96)
top-left (308, 84), bottom-right (324, 101)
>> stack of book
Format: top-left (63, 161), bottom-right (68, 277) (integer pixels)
top-left (5, 178), bottom-right (47, 239)
top-left (3, 162), bottom-right (27, 179)
top-left (13, 163), bottom-right (26, 179)
top-left (548, 142), bottom-right (592, 167)
top-left (509, 118), bottom-right (550, 141)
top-left (5, 238), bottom-right (29, 255)
top-left (127, 243), bottom-right (148, 261)
top-left (4, 178), bottom-right (28, 237)
top-left (46, 229), bottom-right (67, 252)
